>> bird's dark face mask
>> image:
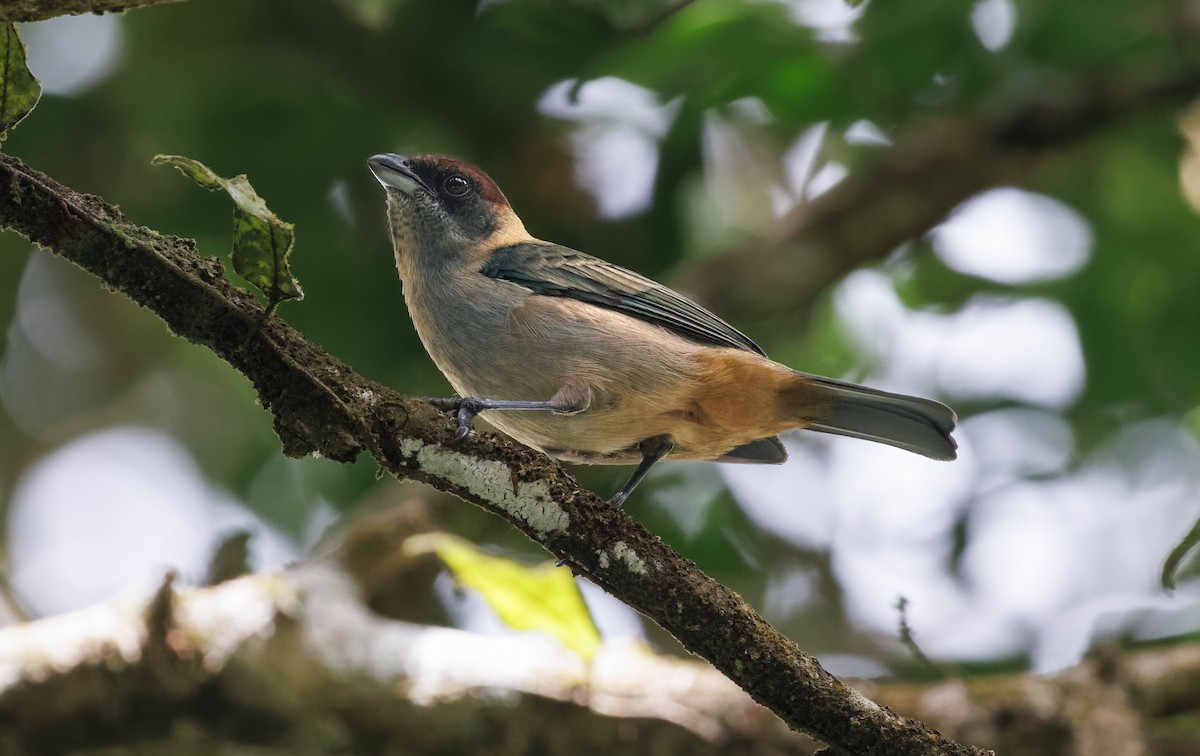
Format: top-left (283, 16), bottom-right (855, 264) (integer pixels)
top-left (370, 153), bottom-right (510, 269)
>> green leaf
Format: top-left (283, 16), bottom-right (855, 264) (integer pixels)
top-left (0, 23), bottom-right (41, 139)
top-left (152, 154), bottom-right (303, 312)
top-left (410, 534), bottom-right (601, 659)
top-left (1161, 516), bottom-right (1200, 591)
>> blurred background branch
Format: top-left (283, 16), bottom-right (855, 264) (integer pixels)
top-left (1, 534), bottom-right (1198, 755)
top-left (677, 66), bottom-right (1200, 323)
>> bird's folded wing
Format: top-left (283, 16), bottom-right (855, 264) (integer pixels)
top-left (481, 242), bottom-right (764, 355)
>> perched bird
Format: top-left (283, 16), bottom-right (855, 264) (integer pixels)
top-left (368, 153), bottom-right (957, 505)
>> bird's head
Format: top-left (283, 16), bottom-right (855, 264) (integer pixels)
top-left (368, 153), bottom-right (529, 275)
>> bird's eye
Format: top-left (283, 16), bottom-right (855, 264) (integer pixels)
top-left (443, 175), bottom-right (470, 197)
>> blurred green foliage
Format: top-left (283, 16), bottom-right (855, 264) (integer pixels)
top-left (2, 0), bottom-right (1200, 665)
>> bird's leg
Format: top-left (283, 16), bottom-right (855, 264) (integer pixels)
top-left (426, 380), bottom-right (592, 442)
top-left (609, 435), bottom-right (674, 508)
top-left (427, 397), bottom-right (559, 442)
top-left (553, 437), bottom-right (672, 568)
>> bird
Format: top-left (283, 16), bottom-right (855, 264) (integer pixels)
top-left (368, 153), bottom-right (957, 506)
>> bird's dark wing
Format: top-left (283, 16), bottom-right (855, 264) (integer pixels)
top-left (481, 242), bottom-right (764, 355)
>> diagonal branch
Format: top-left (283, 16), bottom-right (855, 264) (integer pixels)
top-left (0, 153), bottom-right (990, 755)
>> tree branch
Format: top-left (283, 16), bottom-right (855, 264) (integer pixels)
top-left (0, 155), bottom-right (989, 754)
top-left (0, 0), bottom-right (186, 22)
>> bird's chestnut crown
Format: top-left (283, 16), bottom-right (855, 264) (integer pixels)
top-left (370, 154), bottom-right (508, 206)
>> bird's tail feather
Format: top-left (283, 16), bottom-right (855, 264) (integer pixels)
top-left (784, 373), bottom-right (957, 460)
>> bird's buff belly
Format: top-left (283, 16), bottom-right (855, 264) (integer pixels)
top-left (470, 378), bottom-right (787, 466)
top-left (480, 407), bottom-right (652, 465)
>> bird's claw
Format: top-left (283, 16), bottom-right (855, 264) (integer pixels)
top-left (424, 397), bottom-right (483, 443)
top-left (452, 409), bottom-right (474, 442)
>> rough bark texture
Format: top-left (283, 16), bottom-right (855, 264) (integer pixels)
top-left (0, 156), bottom-right (990, 755)
top-left (0, 0), bottom-right (185, 21)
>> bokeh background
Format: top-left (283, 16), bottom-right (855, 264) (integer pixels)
top-left (3, 0), bottom-right (1200, 679)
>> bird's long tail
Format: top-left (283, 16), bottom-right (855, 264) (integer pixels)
top-left (780, 373), bottom-right (958, 460)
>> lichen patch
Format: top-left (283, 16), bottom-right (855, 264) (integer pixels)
top-left (608, 541), bottom-right (646, 576)
top-left (398, 438), bottom-right (569, 535)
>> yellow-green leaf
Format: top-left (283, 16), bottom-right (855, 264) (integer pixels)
top-left (0, 23), bottom-right (41, 139)
top-left (152, 154), bottom-right (303, 312)
top-left (410, 534), bottom-right (601, 659)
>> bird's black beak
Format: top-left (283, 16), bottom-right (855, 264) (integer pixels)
top-left (368, 154), bottom-right (432, 196)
